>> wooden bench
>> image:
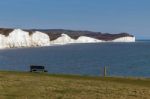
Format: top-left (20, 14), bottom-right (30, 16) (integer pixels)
top-left (30, 65), bottom-right (48, 72)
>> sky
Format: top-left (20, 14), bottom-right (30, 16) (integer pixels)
top-left (0, 0), bottom-right (150, 39)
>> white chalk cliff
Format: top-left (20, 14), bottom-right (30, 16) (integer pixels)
top-left (0, 34), bottom-right (8, 48)
top-left (31, 31), bottom-right (50, 46)
top-left (112, 36), bottom-right (135, 42)
top-left (7, 29), bottom-right (31, 48)
top-left (51, 34), bottom-right (75, 45)
top-left (0, 29), bottom-right (51, 48)
top-left (0, 29), bottom-right (135, 49)
top-left (76, 36), bottom-right (103, 43)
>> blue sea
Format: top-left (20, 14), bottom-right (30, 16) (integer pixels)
top-left (0, 41), bottom-right (150, 77)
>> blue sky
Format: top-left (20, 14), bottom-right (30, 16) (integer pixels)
top-left (0, 0), bottom-right (150, 39)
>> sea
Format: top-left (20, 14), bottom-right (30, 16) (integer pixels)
top-left (0, 40), bottom-right (150, 77)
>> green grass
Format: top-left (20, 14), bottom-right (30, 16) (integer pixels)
top-left (0, 71), bottom-right (149, 99)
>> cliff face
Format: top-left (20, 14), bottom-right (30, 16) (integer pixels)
top-left (76, 36), bottom-right (103, 43)
top-left (0, 29), bottom-right (51, 48)
top-left (30, 31), bottom-right (50, 46)
top-left (51, 34), bottom-right (75, 45)
top-left (0, 28), bottom-right (135, 49)
top-left (112, 36), bottom-right (136, 42)
top-left (7, 29), bottom-right (30, 47)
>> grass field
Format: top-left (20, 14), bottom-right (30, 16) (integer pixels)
top-left (0, 71), bottom-right (149, 99)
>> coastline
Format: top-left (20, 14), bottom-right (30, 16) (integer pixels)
top-left (0, 29), bottom-right (135, 49)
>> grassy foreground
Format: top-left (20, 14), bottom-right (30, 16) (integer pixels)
top-left (0, 71), bottom-right (149, 99)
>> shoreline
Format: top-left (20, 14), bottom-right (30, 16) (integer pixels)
top-left (0, 41), bottom-right (136, 50)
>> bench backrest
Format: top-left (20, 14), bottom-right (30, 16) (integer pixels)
top-left (30, 65), bottom-right (45, 70)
